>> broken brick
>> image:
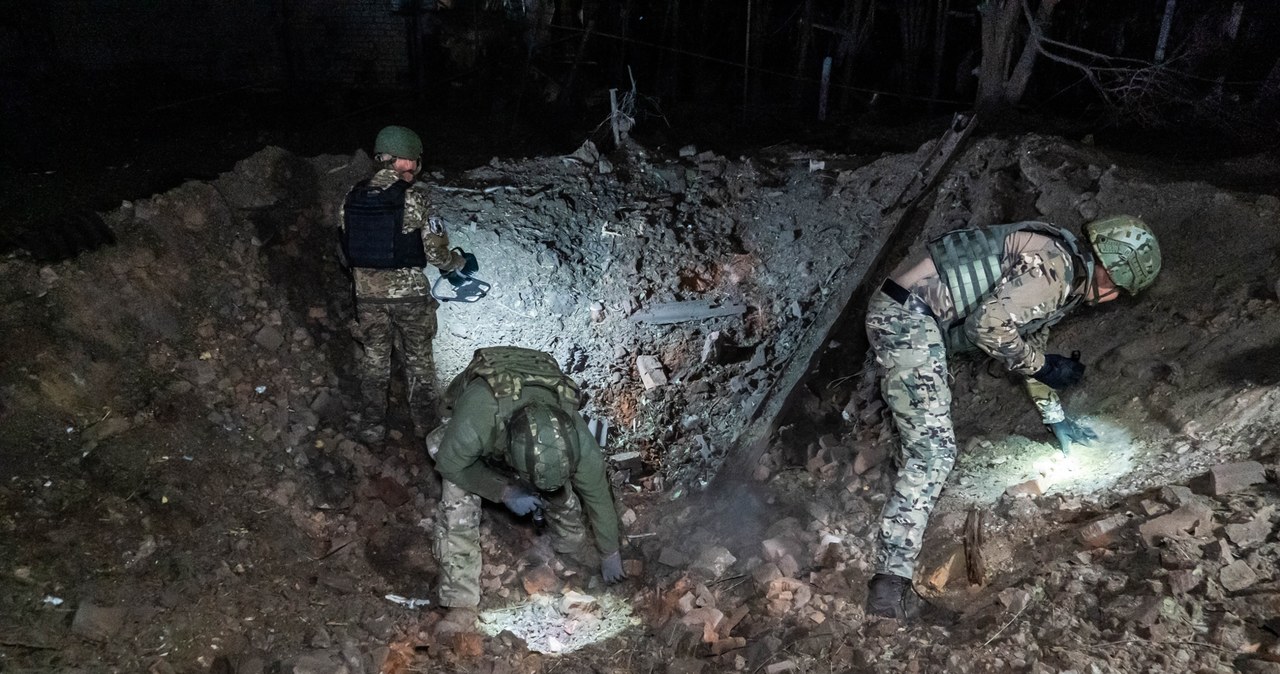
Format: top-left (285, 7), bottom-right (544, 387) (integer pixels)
top-left (520, 564), bottom-right (561, 595)
top-left (1078, 514), bottom-right (1130, 549)
top-left (1209, 461), bottom-right (1267, 496)
top-left (1005, 478), bottom-right (1046, 498)
top-left (1220, 559), bottom-right (1259, 592)
top-left (852, 441), bottom-right (888, 475)
top-left (1138, 503), bottom-right (1215, 546)
top-left (680, 607), bottom-right (725, 643)
top-left (636, 355), bottom-right (668, 389)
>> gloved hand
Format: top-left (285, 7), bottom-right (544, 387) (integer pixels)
top-left (443, 251), bottom-right (479, 288)
top-left (459, 251), bottom-right (479, 276)
top-left (601, 551), bottom-right (626, 584)
top-left (1048, 417), bottom-right (1098, 455)
top-left (501, 485), bottom-right (542, 516)
top-left (1031, 352), bottom-right (1086, 390)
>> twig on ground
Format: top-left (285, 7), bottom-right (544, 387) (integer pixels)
top-left (981, 602), bottom-right (1029, 647)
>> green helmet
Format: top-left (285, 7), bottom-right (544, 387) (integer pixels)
top-left (373, 125), bottom-right (423, 160)
top-left (507, 403), bottom-right (576, 491)
top-left (1085, 215), bottom-right (1161, 294)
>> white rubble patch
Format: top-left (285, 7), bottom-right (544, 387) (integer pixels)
top-left (478, 592), bottom-right (638, 654)
top-left (943, 417), bottom-right (1137, 504)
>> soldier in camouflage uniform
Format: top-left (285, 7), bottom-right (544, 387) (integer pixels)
top-left (425, 346), bottom-right (626, 634)
top-left (339, 125), bottom-right (466, 441)
top-left (864, 216), bottom-right (1162, 621)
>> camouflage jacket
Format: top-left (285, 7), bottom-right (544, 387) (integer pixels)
top-left (902, 230), bottom-right (1084, 424)
top-left (434, 381), bottom-right (621, 555)
top-left (338, 168), bottom-right (463, 301)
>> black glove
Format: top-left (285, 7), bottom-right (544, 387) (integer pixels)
top-left (601, 551), bottom-right (626, 584)
top-left (1031, 352), bottom-right (1086, 390)
top-left (1048, 417), bottom-right (1098, 455)
top-left (501, 485), bottom-right (542, 516)
top-left (443, 250), bottom-right (479, 288)
top-left (460, 251), bottom-right (479, 276)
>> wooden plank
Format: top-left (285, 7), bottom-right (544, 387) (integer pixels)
top-left (715, 112), bottom-right (978, 485)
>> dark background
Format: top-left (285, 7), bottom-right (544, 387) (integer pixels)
top-left (3, 0), bottom-right (1279, 247)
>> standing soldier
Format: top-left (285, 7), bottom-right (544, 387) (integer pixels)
top-left (426, 346), bottom-right (627, 635)
top-left (863, 216), bottom-right (1161, 621)
top-left (339, 125), bottom-right (468, 442)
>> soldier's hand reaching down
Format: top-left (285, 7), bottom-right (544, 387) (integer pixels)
top-left (501, 485), bottom-right (542, 516)
top-left (1048, 417), bottom-right (1098, 455)
top-left (601, 551), bottom-right (626, 584)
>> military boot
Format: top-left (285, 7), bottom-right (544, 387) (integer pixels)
top-left (866, 574), bottom-right (959, 625)
top-left (434, 607), bottom-right (479, 637)
top-left (866, 573), bottom-right (920, 621)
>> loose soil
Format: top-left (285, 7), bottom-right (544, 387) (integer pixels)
top-left (3, 126), bottom-right (1280, 674)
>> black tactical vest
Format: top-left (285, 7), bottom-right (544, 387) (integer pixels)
top-left (341, 180), bottom-right (427, 269)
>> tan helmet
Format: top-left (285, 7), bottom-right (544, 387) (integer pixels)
top-left (1084, 215), bottom-right (1161, 294)
top-left (507, 403), bottom-right (576, 491)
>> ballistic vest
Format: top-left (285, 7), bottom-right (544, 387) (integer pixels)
top-left (927, 222), bottom-right (1093, 354)
top-left (450, 347), bottom-right (583, 485)
top-left (341, 179), bottom-right (427, 269)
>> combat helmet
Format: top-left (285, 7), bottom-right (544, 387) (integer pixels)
top-left (1084, 215), bottom-right (1161, 294)
top-left (507, 403), bottom-right (577, 491)
top-left (373, 125), bottom-right (423, 161)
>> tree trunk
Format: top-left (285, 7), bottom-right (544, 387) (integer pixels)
top-left (793, 0), bottom-right (815, 106)
top-left (836, 0), bottom-right (877, 110)
top-left (1004, 0), bottom-right (1059, 105)
top-left (976, 0), bottom-right (1025, 117)
top-left (930, 0), bottom-right (951, 104)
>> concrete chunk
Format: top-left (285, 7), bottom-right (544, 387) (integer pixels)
top-left (1005, 478), bottom-right (1046, 498)
top-left (1078, 514), bottom-right (1129, 549)
top-left (636, 355), bottom-right (668, 389)
top-left (1138, 503), bottom-right (1215, 546)
top-left (1209, 461), bottom-right (1267, 496)
top-left (1220, 559), bottom-right (1259, 591)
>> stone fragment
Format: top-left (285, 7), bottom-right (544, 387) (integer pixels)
top-left (1005, 478), bottom-right (1045, 498)
top-left (620, 508), bottom-right (637, 527)
top-left (622, 559), bottom-right (645, 577)
top-left (852, 441), bottom-right (888, 475)
top-left (658, 547), bottom-right (689, 568)
top-left (71, 603), bottom-right (126, 641)
top-left (765, 660), bottom-right (798, 674)
top-left (1220, 559), bottom-right (1259, 591)
top-left (1159, 485), bottom-right (1195, 507)
top-left (1209, 461), bottom-right (1267, 496)
top-left (1224, 506), bottom-right (1274, 548)
top-left (254, 325), bottom-right (284, 351)
top-left (752, 563), bottom-right (782, 589)
top-left (923, 550), bottom-right (961, 591)
top-left (1168, 568), bottom-right (1204, 595)
top-left (680, 607), bottom-right (725, 643)
top-left (692, 546), bottom-right (736, 578)
top-left (520, 565), bottom-right (560, 595)
top-left (1078, 514), bottom-right (1129, 549)
top-left (636, 356), bottom-right (667, 389)
top-left (1138, 503), bottom-right (1215, 546)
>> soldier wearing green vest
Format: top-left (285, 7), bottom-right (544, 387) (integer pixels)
top-left (863, 216), bottom-right (1161, 621)
top-left (426, 347), bottom-right (626, 634)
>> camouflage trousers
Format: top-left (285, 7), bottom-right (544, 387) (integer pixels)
top-left (354, 296), bottom-right (439, 434)
top-left (429, 447), bottom-right (590, 607)
top-left (865, 290), bottom-right (957, 579)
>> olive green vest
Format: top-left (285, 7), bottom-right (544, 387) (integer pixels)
top-left (927, 222), bottom-right (1092, 354)
top-left (444, 346), bottom-right (583, 416)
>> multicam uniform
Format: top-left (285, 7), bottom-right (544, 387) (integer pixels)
top-left (430, 347), bottom-right (621, 608)
top-left (339, 168), bottom-right (463, 433)
top-left (867, 223), bottom-right (1092, 579)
